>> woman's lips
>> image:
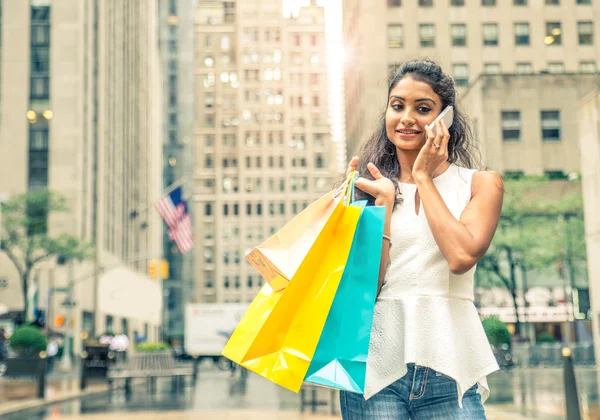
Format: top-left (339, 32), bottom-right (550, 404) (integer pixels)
top-left (396, 129), bottom-right (422, 139)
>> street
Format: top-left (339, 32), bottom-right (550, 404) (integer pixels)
top-left (1, 365), bottom-right (598, 420)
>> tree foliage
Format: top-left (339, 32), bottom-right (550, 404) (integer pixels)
top-left (0, 189), bottom-right (94, 321)
top-left (477, 175), bottom-right (586, 336)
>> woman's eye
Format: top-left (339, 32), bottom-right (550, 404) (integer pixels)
top-left (391, 104), bottom-right (402, 111)
top-left (418, 107), bottom-right (431, 113)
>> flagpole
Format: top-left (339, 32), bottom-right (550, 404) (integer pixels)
top-left (162, 175), bottom-right (189, 196)
top-left (129, 175), bottom-right (190, 220)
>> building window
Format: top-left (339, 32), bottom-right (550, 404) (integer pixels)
top-left (578, 22), bottom-right (594, 45)
top-left (545, 22), bottom-right (562, 45)
top-left (419, 0), bottom-right (433, 6)
top-left (514, 0), bottom-right (527, 4)
top-left (580, 61), bottom-right (597, 73)
top-left (246, 203), bottom-right (252, 216)
top-left (516, 62), bottom-right (533, 74)
top-left (388, 25), bottom-right (404, 48)
top-left (504, 171), bottom-right (524, 180)
top-left (205, 203), bottom-right (212, 216)
top-left (450, 24), bottom-right (467, 47)
top-left (548, 62), bottom-right (565, 73)
top-left (484, 63), bottom-right (501, 74)
top-left (28, 125), bottom-right (49, 188)
top-left (577, 0), bottom-right (592, 4)
top-left (545, 0), bottom-right (559, 4)
top-left (451, 0), bottom-right (465, 5)
top-left (514, 22), bottom-right (530, 45)
top-left (541, 110), bottom-right (561, 141)
top-left (30, 76), bottom-right (50, 100)
top-left (452, 63), bottom-right (469, 86)
top-left (205, 273), bottom-right (214, 288)
top-left (315, 154), bottom-right (324, 168)
top-left (419, 24), bottom-right (435, 47)
top-left (482, 0), bottom-right (496, 5)
top-left (388, 0), bottom-right (401, 6)
top-left (544, 170), bottom-right (567, 180)
top-left (106, 316), bottom-right (114, 333)
top-left (483, 23), bottom-right (499, 46)
top-left (501, 111), bottom-right (521, 141)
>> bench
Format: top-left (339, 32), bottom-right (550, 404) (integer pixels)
top-left (107, 352), bottom-right (195, 395)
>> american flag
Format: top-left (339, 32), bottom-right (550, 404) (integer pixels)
top-left (155, 186), bottom-right (194, 254)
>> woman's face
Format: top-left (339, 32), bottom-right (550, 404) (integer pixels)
top-left (385, 76), bottom-right (443, 151)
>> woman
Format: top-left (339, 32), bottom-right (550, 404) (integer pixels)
top-left (341, 60), bottom-right (503, 419)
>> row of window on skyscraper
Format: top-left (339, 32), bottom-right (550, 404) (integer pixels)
top-left (387, 21), bottom-right (594, 49)
top-left (388, 0), bottom-right (591, 7)
top-left (501, 110), bottom-right (562, 142)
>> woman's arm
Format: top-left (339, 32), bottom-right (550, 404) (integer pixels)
top-left (346, 156), bottom-right (397, 295)
top-left (415, 170), bottom-right (504, 274)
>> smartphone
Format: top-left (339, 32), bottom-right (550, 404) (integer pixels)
top-left (427, 105), bottom-right (454, 136)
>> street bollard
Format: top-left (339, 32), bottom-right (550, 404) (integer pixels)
top-left (37, 351), bottom-right (47, 399)
top-left (192, 357), bottom-right (198, 385)
top-left (563, 347), bottom-right (582, 420)
top-left (80, 351), bottom-right (88, 391)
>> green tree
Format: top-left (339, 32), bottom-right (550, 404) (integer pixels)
top-left (0, 189), bottom-right (94, 322)
top-left (477, 175), bottom-right (586, 337)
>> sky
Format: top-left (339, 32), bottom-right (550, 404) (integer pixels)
top-left (283, 0), bottom-right (347, 172)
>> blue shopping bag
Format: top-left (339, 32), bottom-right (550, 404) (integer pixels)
top-left (304, 198), bottom-right (386, 393)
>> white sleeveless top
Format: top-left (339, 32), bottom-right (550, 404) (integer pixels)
top-left (364, 164), bottom-right (499, 407)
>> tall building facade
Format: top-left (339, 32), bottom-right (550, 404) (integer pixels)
top-left (157, 0), bottom-right (195, 343)
top-left (462, 72), bottom-right (600, 175)
top-left (0, 0), bottom-right (163, 349)
top-left (342, 0), bottom-right (600, 175)
top-left (579, 89), bottom-right (600, 374)
top-left (193, 0), bottom-right (337, 304)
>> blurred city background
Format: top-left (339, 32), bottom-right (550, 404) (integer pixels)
top-left (0, 0), bottom-right (599, 419)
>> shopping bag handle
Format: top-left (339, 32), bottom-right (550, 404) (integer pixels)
top-left (333, 170), bottom-right (358, 204)
top-left (346, 172), bottom-right (359, 206)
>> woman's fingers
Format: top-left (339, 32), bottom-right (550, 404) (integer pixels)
top-left (367, 162), bottom-right (383, 180)
top-left (425, 124), bottom-right (435, 147)
top-left (346, 156), bottom-right (359, 176)
top-left (439, 120), bottom-right (451, 150)
top-left (354, 177), bottom-right (377, 196)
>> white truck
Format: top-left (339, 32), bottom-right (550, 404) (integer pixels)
top-left (184, 303), bottom-right (248, 366)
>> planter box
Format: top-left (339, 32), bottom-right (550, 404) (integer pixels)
top-left (1, 357), bottom-right (45, 379)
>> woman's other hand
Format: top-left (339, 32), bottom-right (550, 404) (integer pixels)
top-left (348, 158), bottom-right (395, 209)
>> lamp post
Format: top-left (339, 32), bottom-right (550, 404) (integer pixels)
top-left (58, 258), bottom-right (76, 372)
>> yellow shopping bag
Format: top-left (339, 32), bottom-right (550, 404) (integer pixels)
top-left (245, 174), bottom-right (355, 291)
top-left (222, 173), bottom-right (361, 392)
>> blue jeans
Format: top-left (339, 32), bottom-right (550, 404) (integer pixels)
top-left (340, 364), bottom-right (486, 419)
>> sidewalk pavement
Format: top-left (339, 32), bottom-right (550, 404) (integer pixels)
top-left (0, 379), bottom-right (558, 420)
top-left (0, 408), bottom-right (547, 420)
top-left (0, 376), bottom-right (108, 417)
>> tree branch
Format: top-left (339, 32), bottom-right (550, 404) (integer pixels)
top-left (3, 247), bottom-right (25, 277)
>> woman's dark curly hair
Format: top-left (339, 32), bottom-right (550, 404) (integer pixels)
top-left (353, 59), bottom-right (481, 206)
